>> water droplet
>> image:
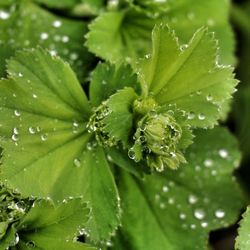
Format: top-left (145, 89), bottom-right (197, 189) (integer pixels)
top-left (102, 80), bottom-right (107, 85)
top-left (52, 20), bottom-right (62, 28)
top-left (128, 149), bottom-right (135, 160)
top-left (187, 112), bottom-right (195, 120)
top-left (204, 159), bottom-right (213, 167)
top-left (50, 50), bottom-right (57, 56)
top-left (18, 72), bottom-right (23, 77)
top-left (160, 202), bottom-right (166, 209)
top-left (26, 241), bottom-right (35, 248)
top-left (194, 209), bottom-right (205, 220)
top-left (0, 10), bottom-right (10, 20)
top-left (14, 110), bottom-right (21, 117)
top-left (195, 165), bottom-right (201, 171)
top-left (162, 185), bottom-right (169, 193)
top-left (198, 113), bottom-right (206, 120)
top-left (70, 53), bottom-right (78, 61)
top-left (206, 94), bottom-right (213, 101)
top-left (179, 213), bottom-right (186, 220)
top-left (187, 12), bottom-right (195, 20)
top-left (215, 209), bottom-right (225, 218)
top-left (32, 94), bottom-right (38, 99)
top-left (207, 18), bottom-right (215, 26)
top-left (190, 224), bottom-right (196, 229)
top-left (13, 127), bottom-right (19, 135)
top-left (62, 36), bottom-right (69, 43)
top-left (10, 233), bottom-right (19, 246)
top-left (188, 194), bottom-right (198, 204)
top-left (40, 32), bottom-right (49, 40)
top-left (12, 134), bottom-right (19, 142)
top-left (180, 44), bottom-right (188, 51)
top-left (201, 221), bottom-right (208, 228)
top-left (73, 158), bottom-right (81, 167)
top-left (41, 134), bottom-right (48, 141)
top-left (218, 149), bottom-right (228, 159)
top-left (168, 198), bottom-right (175, 204)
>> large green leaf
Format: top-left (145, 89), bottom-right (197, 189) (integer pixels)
top-left (236, 206), bottom-right (250, 250)
top-left (86, 0), bottom-right (234, 65)
top-left (0, 48), bottom-right (120, 242)
top-left (138, 25), bottom-right (237, 128)
top-left (13, 199), bottom-right (95, 250)
top-left (0, 0), bottom-right (94, 81)
top-left (113, 127), bottom-right (243, 250)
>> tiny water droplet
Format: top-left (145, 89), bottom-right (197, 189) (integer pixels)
top-left (41, 134), bottom-right (48, 141)
top-left (188, 194), bottom-right (198, 204)
top-left (218, 149), bottom-right (228, 159)
top-left (32, 94), bottom-right (38, 99)
top-left (52, 20), bottom-right (62, 28)
top-left (204, 159), bottom-right (213, 167)
top-left (187, 112), bottom-right (195, 120)
top-left (128, 149), bottom-right (135, 160)
top-left (12, 134), bottom-right (19, 142)
top-left (40, 32), bottom-right (49, 40)
top-left (201, 222), bottom-right (208, 228)
top-left (206, 94), bottom-right (213, 101)
top-left (179, 213), bottom-right (186, 220)
top-left (198, 113), bottom-right (206, 120)
top-left (73, 158), bottom-right (81, 167)
top-left (14, 110), bottom-right (21, 117)
top-left (162, 185), bottom-right (169, 193)
top-left (215, 209), bottom-right (225, 219)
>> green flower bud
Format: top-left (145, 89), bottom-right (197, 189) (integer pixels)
top-left (129, 109), bottom-right (187, 171)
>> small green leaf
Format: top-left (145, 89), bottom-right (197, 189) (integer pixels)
top-left (138, 25), bottom-right (237, 128)
top-left (0, 49), bottom-right (120, 242)
top-left (113, 127), bottom-right (243, 250)
top-left (89, 62), bottom-right (140, 107)
top-left (15, 198), bottom-right (95, 250)
top-left (236, 206), bottom-right (250, 250)
top-left (88, 87), bottom-right (138, 147)
top-left (85, 9), bottom-right (153, 63)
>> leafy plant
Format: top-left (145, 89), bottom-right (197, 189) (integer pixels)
top-left (0, 0), bottom-right (248, 249)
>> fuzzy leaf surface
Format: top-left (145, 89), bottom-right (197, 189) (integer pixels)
top-left (0, 49), bottom-right (120, 242)
top-left (113, 127), bottom-right (243, 250)
top-left (138, 25), bottom-right (237, 128)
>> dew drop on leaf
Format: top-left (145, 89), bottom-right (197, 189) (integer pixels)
top-left (40, 32), bottom-right (49, 40)
top-left (218, 149), bottom-right (228, 159)
top-left (188, 194), bottom-right (198, 204)
top-left (73, 158), bottom-right (81, 168)
top-left (215, 209), bottom-right (225, 218)
top-left (14, 110), bottom-right (21, 117)
top-left (52, 20), bottom-right (62, 28)
top-left (26, 241), bottom-right (36, 248)
top-left (0, 10), bottom-right (10, 20)
top-left (194, 209), bottom-right (206, 220)
top-left (204, 159), bottom-right (213, 167)
top-left (162, 185), bottom-right (169, 193)
top-left (198, 113), bottom-right (206, 120)
top-left (179, 213), bottom-right (187, 220)
top-left (41, 134), bottom-right (48, 141)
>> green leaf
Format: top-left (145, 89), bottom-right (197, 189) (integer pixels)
top-left (113, 127), bottom-right (243, 250)
top-left (89, 62), bottom-right (140, 107)
top-left (138, 25), bottom-right (237, 128)
top-left (88, 87), bottom-right (138, 147)
top-left (85, 9), bottom-right (154, 64)
top-left (14, 198), bottom-right (95, 250)
top-left (236, 206), bottom-right (250, 250)
top-left (0, 44), bottom-right (15, 78)
top-left (34, 0), bottom-right (78, 9)
top-left (86, 0), bottom-right (234, 65)
top-left (0, 48), bottom-right (120, 242)
top-left (0, 0), bottom-right (94, 82)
